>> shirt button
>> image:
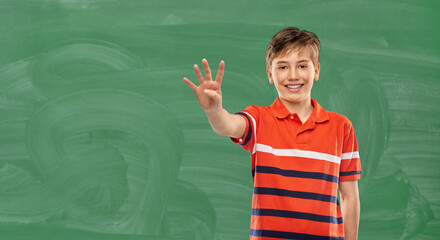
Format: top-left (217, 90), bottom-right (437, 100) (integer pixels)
top-left (290, 115), bottom-right (294, 120)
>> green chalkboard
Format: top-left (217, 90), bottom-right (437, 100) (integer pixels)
top-left (0, 1), bottom-right (439, 239)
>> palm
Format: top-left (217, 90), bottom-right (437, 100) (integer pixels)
top-left (183, 59), bottom-right (225, 111)
top-left (195, 79), bottom-right (221, 109)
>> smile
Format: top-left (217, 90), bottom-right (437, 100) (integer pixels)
top-left (285, 84), bottom-right (304, 89)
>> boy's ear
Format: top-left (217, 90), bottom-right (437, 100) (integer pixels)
top-left (267, 68), bottom-right (274, 84)
top-left (314, 63), bottom-right (320, 81)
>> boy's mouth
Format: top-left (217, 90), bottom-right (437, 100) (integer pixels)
top-left (285, 84), bottom-right (304, 91)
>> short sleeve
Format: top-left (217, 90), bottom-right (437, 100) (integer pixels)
top-left (339, 120), bottom-right (362, 181)
top-left (230, 105), bottom-right (259, 153)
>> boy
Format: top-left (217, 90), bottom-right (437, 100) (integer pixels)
top-left (183, 27), bottom-right (361, 240)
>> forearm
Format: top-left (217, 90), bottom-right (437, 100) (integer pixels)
top-left (205, 107), bottom-right (243, 138)
top-left (340, 194), bottom-right (360, 240)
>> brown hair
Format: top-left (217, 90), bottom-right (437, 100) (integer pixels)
top-left (266, 27), bottom-right (320, 70)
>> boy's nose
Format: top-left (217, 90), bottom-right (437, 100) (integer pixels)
top-left (288, 69), bottom-right (299, 80)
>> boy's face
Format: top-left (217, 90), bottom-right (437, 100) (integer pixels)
top-left (267, 47), bottom-right (320, 107)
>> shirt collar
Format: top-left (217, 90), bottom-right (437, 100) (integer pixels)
top-left (269, 97), bottom-right (329, 123)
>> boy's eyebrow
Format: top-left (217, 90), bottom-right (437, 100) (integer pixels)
top-left (275, 59), bottom-right (310, 64)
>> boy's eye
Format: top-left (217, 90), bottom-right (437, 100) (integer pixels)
top-left (278, 66), bottom-right (287, 70)
top-left (299, 65), bottom-right (308, 69)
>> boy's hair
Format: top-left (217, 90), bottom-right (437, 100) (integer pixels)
top-left (266, 27), bottom-right (320, 70)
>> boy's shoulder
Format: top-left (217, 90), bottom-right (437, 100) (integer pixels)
top-left (242, 102), bottom-right (351, 120)
top-left (325, 110), bottom-right (355, 132)
top-left (325, 110), bottom-right (351, 122)
top-left (240, 101), bottom-right (354, 130)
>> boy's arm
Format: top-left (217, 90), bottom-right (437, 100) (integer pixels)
top-left (183, 59), bottom-right (246, 138)
top-left (205, 107), bottom-right (246, 138)
top-left (339, 180), bottom-right (360, 240)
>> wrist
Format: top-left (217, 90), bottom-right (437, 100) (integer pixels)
top-left (204, 106), bottom-right (223, 115)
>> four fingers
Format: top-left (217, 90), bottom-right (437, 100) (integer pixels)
top-left (184, 59), bottom-right (224, 91)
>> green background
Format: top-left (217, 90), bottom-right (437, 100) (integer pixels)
top-left (0, 0), bottom-right (439, 239)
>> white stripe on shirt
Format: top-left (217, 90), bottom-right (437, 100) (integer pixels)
top-left (341, 151), bottom-right (360, 160)
top-left (243, 112), bottom-right (257, 154)
top-left (255, 143), bottom-right (342, 164)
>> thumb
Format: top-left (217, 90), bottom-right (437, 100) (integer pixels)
top-left (204, 89), bottom-right (221, 101)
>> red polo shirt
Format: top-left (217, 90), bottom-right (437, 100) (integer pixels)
top-left (231, 98), bottom-right (361, 240)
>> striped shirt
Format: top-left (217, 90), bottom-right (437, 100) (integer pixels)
top-left (231, 98), bottom-right (361, 240)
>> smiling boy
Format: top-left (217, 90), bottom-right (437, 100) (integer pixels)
top-left (184, 27), bottom-right (361, 240)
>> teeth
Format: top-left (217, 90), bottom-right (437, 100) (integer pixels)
top-left (286, 84), bottom-right (303, 89)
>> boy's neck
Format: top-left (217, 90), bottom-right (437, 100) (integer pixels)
top-left (279, 97), bottom-right (314, 123)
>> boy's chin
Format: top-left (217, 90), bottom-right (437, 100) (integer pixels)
top-left (279, 90), bottom-right (309, 98)
top-left (279, 94), bottom-right (311, 104)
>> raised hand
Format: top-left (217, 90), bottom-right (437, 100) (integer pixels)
top-left (183, 59), bottom-right (225, 112)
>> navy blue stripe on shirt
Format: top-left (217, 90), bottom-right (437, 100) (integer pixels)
top-left (235, 112), bottom-right (252, 146)
top-left (255, 165), bottom-right (339, 183)
top-left (250, 229), bottom-right (345, 240)
top-left (254, 187), bottom-right (338, 204)
top-left (340, 171), bottom-right (362, 176)
top-left (252, 208), bottom-right (343, 224)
